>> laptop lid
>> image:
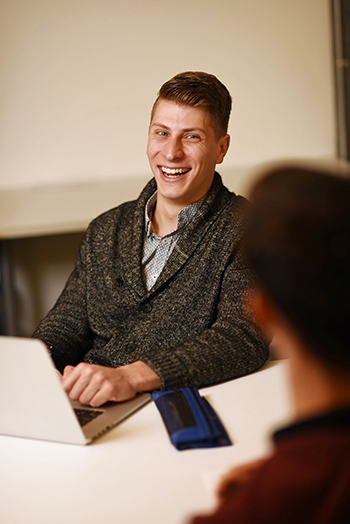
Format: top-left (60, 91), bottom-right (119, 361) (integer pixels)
top-left (0, 336), bottom-right (150, 445)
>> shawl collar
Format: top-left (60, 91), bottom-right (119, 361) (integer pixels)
top-left (119, 172), bottom-right (233, 299)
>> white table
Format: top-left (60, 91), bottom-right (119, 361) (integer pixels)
top-left (0, 360), bottom-right (292, 524)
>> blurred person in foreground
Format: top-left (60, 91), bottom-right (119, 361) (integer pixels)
top-left (190, 164), bottom-right (350, 524)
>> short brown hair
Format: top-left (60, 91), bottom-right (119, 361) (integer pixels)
top-left (151, 71), bottom-right (232, 138)
top-left (244, 164), bottom-right (350, 367)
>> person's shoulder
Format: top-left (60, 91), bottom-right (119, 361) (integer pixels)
top-left (207, 178), bottom-right (249, 237)
top-left (215, 173), bottom-right (249, 210)
top-left (250, 424), bottom-right (350, 509)
top-left (220, 189), bottom-right (250, 223)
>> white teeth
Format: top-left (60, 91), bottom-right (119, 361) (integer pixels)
top-left (161, 167), bottom-right (189, 176)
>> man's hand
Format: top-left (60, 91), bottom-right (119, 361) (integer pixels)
top-left (216, 458), bottom-right (267, 502)
top-left (60, 361), bottom-right (161, 407)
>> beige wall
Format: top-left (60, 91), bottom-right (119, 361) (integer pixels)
top-left (0, 0), bottom-right (338, 335)
top-left (1, 0), bottom-right (335, 196)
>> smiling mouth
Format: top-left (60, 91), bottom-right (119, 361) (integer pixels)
top-left (160, 166), bottom-right (191, 178)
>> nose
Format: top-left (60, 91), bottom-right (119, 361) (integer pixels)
top-left (164, 136), bottom-right (184, 161)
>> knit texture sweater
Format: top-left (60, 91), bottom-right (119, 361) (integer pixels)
top-left (33, 173), bottom-right (269, 389)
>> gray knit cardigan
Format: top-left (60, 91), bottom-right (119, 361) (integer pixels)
top-left (33, 173), bottom-right (269, 389)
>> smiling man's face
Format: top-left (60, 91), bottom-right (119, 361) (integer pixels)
top-left (146, 99), bottom-right (230, 209)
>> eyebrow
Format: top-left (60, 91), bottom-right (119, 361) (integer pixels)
top-left (150, 122), bottom-right (207, 135)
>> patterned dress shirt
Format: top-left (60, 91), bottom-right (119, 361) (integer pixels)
top-left (142, 192), bottom-right (203, 290)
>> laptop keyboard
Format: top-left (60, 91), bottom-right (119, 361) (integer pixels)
top-left (74, 408), bottom-right (104, 427)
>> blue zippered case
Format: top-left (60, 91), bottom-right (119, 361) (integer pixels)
top-left (152, 387), bottom-right (232, 450)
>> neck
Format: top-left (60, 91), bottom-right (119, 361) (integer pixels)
top-left (151, 198), bottom-right (181, 237)
top-left (274, 328), bottom-right (350, 422)
top-left (291, 351), bottom-right (350, 421)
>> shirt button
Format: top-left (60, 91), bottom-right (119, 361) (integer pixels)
top-left (128, 342), bottom-right (137, 351)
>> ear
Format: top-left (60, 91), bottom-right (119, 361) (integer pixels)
top-left (250, 288), bottom-right (303, 361)
top-left (216, 134), bottom-right (230, 164)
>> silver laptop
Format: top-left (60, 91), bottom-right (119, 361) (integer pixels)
top-left (0, 336), bottom-right (151, 445)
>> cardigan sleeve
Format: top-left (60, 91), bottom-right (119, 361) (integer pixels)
top-left (139, 243), bottom-right (269, 390)
top-left (32, 232), bottom-right (94, 373)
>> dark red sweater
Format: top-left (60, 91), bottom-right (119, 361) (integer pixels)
top-left (191, 409), bottom-right (350, 524)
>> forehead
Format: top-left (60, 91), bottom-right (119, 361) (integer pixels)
top-left (150, 99), bottom-right (215, 133)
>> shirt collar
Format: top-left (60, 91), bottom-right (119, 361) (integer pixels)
top-left (274, 406), bottom-right (350, 444)
top-left (144, 192), bottom-right (157, 237)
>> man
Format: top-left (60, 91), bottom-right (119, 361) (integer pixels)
top-left (33, 71), bottom-right (269, 407)
top-left (190, 164), bottom-right (350, 523)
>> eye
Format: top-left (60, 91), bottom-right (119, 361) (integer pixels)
top-left (150, 126), bottom-right (169, 138)
top-left (184, 134), bottom-right (201, 141)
